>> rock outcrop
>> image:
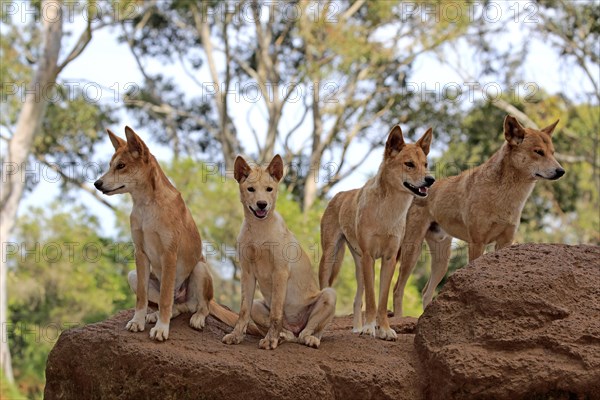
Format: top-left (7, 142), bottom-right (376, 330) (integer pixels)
top-left (44, 312), bottom-right (422, 400)
top-left (45, 244), bottom-right (600, 399)
top-left (416, 244), bottom-right (600, 399)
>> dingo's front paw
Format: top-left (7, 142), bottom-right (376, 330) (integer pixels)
top-left (300, 334), bottom-right (321, 349)
top-left (149, 320), bottom-right (170, 341)
top-left (360, 322), bottom-right (376, 337)
top-left (352, 315), bottom-right (362, 333)
top-left (279, 329), bottom-right (296, 342)
top-left (258, 332), bottom-right (279, 350)
top-left (189, 312), bottom-right (206, 330)
top-left (222, 332), bottom-right (243, 345)
top-left (146, 311), bottom-right (158, 324)
top-left (378, 326), bottom-right (397, 341)
top-left (126, 312), bottom-right (146, 332)
top-left (304, 336), bottom-right (321, 348)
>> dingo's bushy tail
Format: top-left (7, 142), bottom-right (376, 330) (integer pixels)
top-left (209, 300), bottom-right (262, 336)
top-left (319, 193), bottom-right (348, 288)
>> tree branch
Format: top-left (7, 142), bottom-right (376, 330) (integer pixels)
top-left (34, 154), bottom-right (116, 211)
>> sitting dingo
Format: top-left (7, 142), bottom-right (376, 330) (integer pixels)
top-left (95, 126), bottom-right (244, 341)
top-left (393, 115), bottom-right (566, 315)
top-left (222, 155), bottom-right (336, 349)
top-left (319, 125), bottom-right (434, 340)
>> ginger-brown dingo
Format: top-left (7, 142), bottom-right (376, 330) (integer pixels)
top-left (222, 155), bottom-right (336, 350)
top-left (95, 127), bottom-right (244, 341)
top-left (319, 125), bottom-right (434, 340)
top-left (392, 115), bottom-right (565, 315)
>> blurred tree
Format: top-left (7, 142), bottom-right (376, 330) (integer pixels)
top-left (0, 0), bottom-right (148, 384)
top-left (0, 368), bottom-right (23, 399)
top-left (532, 0), bottom-right (600, 104)
top-left (6, 202), bottom-right (134, 397)
top-left (1, 0), bottom-right (63, 382)
top-left (121, 0), bottom-right (474, 210)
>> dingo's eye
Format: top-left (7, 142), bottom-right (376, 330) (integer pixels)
top-left (116, 163), bottom-right (126, 170)
top-left (266, 187), bottom-right (273, 192)
top-left (534, 150), bottom-right (545, 156)
top-left (247, 187), bottom-right (255, 192)
top-left (424, 163), bottom-right (428, 168)
top-left (404, 161), bottom-right (415, 168)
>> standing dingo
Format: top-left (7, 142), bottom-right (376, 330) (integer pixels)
top-left (319, 125), bottom-right (434, 340)
top-left (392, 115), bottom-right (566, 315)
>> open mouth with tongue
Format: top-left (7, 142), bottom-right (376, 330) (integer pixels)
top-left (249, 205), bottom-right (269, 219)
top-left (403, 182), bottom-right (429, 197)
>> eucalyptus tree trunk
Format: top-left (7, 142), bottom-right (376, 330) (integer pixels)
top-left (0, 0), bottom-right (63, 383)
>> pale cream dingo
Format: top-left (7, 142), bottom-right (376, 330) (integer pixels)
top-left (222, 155), bottom-right (336, 349)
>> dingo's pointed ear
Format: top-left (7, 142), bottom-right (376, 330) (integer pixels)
top-left (124, 126), bottom-right (149, 160)
top-left (541, 119), bottom-right (559, 136)
top-left (504, 115), bottom-right (526, 146)
top-left (267, 154), bottom-right (284, 182)
top-left (385, 125), bottom-right (405, 158)
top-left (107, 129), bottom-right (125, 150)
top-left (416, 127), bottom-right (433, 156)
top-left (234, 156), bottom-right (251, 183)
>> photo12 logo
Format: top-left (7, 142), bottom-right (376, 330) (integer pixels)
top-left (1, 1), bottom-right (141, 23)
top-left (402, 81), bottom-right (539, 104)
top-left (1, 81), bottom-right (141, 104)
top-left (199, 81), bottom-right (339, 105)
top-left (194, 1), bottom-right (341, 23)
top-left (398, 2), bottom-right (539, 24)
top-left (2, 241), bottom-right (135, 264)
top-left (2, 321), bottom-right (82, 344)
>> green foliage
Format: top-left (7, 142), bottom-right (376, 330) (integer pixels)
top-left (6, 203), bottom-right (134, 398)
top-left (35, 92), bottom-right (116, 163)
top-left (1, 369), bottom-right (26, 400)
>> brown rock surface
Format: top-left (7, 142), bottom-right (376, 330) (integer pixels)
top-left (44, 244), bottom-right (600, 399)
top-left (44, 312), bottom-right (422, 400)
top-left (416, 243), bottom-right (600, 400)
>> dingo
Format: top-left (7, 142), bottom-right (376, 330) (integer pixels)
top-left (393, 115), bottom-right (565, 315)
top-left (222, 155), bottom-right (336, 349)
top-left (319, 125), bottom-right (434, 340)
top-left (95, 126), bottom-right (244, 341)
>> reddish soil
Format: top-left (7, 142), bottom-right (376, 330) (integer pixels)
top-left (44, 244), bottom-right (600, 400)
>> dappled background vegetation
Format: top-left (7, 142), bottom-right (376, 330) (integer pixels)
top-left (1, 1), bottom-right (598, 398)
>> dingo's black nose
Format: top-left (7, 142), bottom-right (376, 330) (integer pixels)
top-left (554, 168), bottom-right (565, 178)
top-left (94, 179), bottom-right (103, 189)
top-left (425, 176), bottom-right (435, 186)
top-left (257, 201), bottom-right (267, 210)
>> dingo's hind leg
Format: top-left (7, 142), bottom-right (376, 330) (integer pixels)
top-left (319, 210), bottom-right (346, 288)
top-left (349, 247), bottom-right (364, 333)
top-left (298, 288), bottom-right (336, 349)
top-left (422, 235), bottom-right (452, 308)
top-left (187, 261), bottom-right (213, 330)
top-left (129, 271), bottom-right (185, 324)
